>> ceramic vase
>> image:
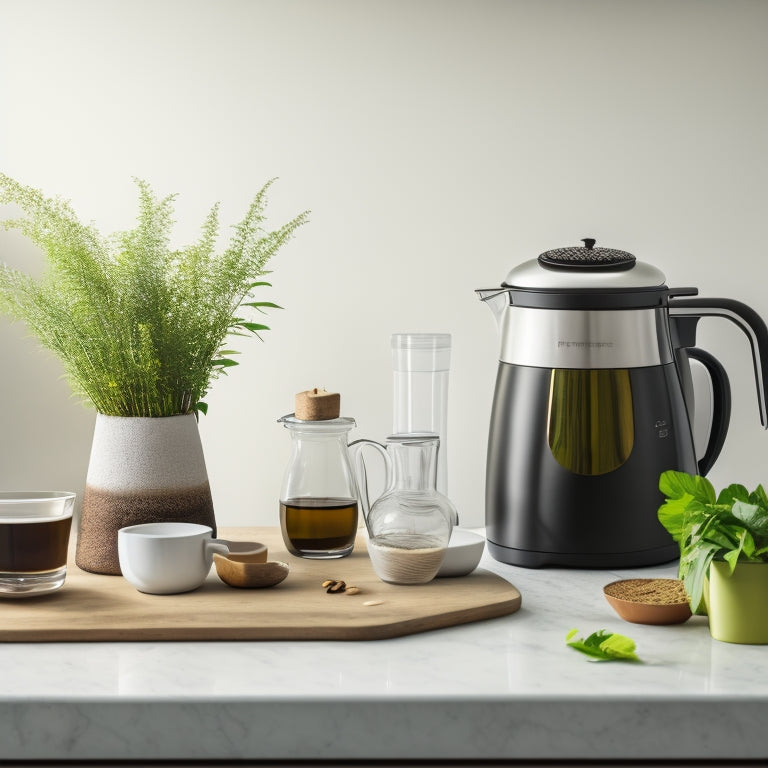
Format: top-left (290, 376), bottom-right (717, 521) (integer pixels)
top-left (708, 560), bottom-right (768, 644)
top-left (75, 413), bottom-right (216, 575)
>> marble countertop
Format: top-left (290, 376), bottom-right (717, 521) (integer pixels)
top-left (1, 535), bottom-right (767, 763)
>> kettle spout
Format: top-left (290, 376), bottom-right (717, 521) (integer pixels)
top-left (476, 288), bottom-right (511, 330)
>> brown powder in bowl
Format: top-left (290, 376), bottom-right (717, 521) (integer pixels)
top-left (604, 578), bottom-right (688, 605)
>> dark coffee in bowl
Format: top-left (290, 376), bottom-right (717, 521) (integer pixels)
top-left (0, 491), bottom-right (76, 596)
top-left (0, 515), bottom-right (72, 573)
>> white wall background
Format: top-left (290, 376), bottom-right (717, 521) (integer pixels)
top-left (1, 0), bottom-right (768, 529)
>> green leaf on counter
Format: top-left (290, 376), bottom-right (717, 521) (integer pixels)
top-left (566, 629), bottom-right (641, 662)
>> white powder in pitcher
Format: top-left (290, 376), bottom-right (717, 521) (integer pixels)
top-left (367, 533), bottom-right (446, 585)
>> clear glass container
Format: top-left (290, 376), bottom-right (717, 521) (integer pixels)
top-left (0, 491), bottom-right (75, 596)
top-left (391, 333), bottom-right (451, 494)
top-left (352, 434), bottom-right (455, 584)
top-left (278, 415), bottom-right (358, 559)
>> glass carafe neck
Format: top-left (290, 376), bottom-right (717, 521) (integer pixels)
top-left (386, 434), bottom-right (439, 492)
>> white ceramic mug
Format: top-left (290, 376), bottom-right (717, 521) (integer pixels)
top-left (118, 522), bottom-right (229, 594)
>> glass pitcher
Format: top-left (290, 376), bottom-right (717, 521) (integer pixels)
top-left (351, 434), bottom-right (455, 584)
top-left (278, 415), bottom-right (358, 559)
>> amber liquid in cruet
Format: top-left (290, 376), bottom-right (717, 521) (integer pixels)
top-left (279, 497), bottom-right (358, 556)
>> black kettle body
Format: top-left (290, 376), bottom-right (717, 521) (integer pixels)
top-left (477, 240), bottom-right (768, 568)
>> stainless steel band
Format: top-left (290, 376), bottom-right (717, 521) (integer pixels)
top-left (498, 307), bottom-right (674, 369)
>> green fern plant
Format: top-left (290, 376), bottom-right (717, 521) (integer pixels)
top-left (0, 173), bottom-right (308, 417)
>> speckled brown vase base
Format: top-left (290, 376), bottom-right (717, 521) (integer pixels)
top-left (77, 413), bottom-right (217, 575)
top-left (75, 483), bottom-right (216, 575)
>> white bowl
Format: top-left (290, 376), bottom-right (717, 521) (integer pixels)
top-left (437, 528), bottom-right (485, 578)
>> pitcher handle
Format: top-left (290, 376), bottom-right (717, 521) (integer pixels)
top-left (348, 439), bottom-right (391, 536)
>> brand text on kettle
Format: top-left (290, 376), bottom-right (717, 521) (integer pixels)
top-left (557, 341), bottom-right (615, 348)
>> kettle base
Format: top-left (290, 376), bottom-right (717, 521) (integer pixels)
top-left (486, 539), bottom-right (679, 569)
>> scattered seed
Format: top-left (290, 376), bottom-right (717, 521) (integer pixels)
top-left (345, 586), bottom-right (361, 595)
top-left (363, 600), bottom-right (383, 607)
top-left (327, 580), bottom-right (346, 593)
top-left (321, 579), bottom-right (335, 588)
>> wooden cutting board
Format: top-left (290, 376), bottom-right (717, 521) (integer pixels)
top-left (0, 527), bottom-right (521, 642)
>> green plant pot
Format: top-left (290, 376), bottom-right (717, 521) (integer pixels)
top-left (708, 560), bottom-right (768, 644)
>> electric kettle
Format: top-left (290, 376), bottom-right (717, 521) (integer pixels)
top-left (477, 238), bottom-right (768, 568)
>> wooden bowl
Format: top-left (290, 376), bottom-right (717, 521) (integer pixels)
top-left (218, 540), bottom-right (268, 559)
top-left (604, 578), bottom-right (692, 625)
top-left (214, 553), bottom-right (289, 589)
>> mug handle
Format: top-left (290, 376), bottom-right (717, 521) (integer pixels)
top-left (205, 539), bottom-right (230, 564)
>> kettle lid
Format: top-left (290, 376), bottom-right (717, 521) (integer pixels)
top-left (503, 238), bottom-right (667, 291)
top-left (539, 238), bottom-right (635, 271)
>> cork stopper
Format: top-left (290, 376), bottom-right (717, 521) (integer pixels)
top-left (295, 388), bottom-right (341, 421)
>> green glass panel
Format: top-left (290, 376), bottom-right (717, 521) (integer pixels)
top-left (547, 369), bottom-right (634, 476)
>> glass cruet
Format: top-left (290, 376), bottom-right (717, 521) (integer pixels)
top-left (278, 415), bottom-right (359, 559)
top-left (350, 433), bottom-right (455, 584)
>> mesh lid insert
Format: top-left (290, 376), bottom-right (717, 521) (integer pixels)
top-left (538, 238), bottom-right (636, 271)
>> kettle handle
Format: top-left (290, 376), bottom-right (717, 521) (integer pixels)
top-left (668, 297), bottom-right (768, 428)
top-left (685, 347), bottom-right (732, 475)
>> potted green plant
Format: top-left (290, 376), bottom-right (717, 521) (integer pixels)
top-left (658, 470), bottom-right (768, 643)
top-left (0, 173), bottom-right (308, 574)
